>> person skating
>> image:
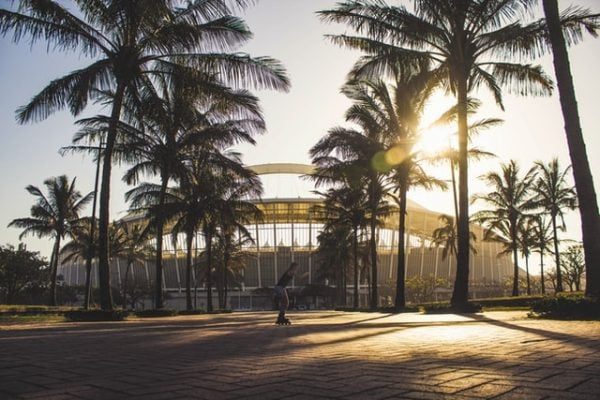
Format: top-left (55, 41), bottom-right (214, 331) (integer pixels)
top-left (273, 262), bottom-right (305, 325)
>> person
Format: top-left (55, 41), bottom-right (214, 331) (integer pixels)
top-left (273, 261), bottom-right (301, 324)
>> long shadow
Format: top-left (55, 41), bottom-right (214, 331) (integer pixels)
top-left (463, 313), bottom-right (600, 353)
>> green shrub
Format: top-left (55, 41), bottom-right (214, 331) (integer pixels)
top-left (531, 295), bottom-right (600, 319)
top-left (64, 310), bottom-right (128, 322)
top-left (475, 295), bottom-right (543, 308)
top-left (134, 309), bottom-right (177, 318)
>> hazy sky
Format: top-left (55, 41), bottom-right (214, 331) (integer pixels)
top-left (1, 0), bottom-right (599, 275)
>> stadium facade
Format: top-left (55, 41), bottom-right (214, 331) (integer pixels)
top-left (58, 163), bottom-right (514, 309)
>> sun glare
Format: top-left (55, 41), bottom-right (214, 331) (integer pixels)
top-left (414, 125), bottom-right (456, 156)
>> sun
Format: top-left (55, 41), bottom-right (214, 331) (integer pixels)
top-left (414, 91), bottom-right (457, 157)
top-left (414, 125), bottom-right (456, 156)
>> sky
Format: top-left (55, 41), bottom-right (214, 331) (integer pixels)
top-left (1, 0), bottom-right (599, 276)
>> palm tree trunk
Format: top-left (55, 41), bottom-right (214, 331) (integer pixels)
top-left (551, 215), bottom-right (563, 292)
top-left (223, 250), bottom-right (230, 310)
top-left (450, 158), bottom-right (459, 223)
top-left (452, 73), bottom-right (470, 307)
top-left (98, 82), bottom-right (126, 311)
top-left (154, 174), bottom-right (169, 309)
top-left (369, 182), bottom-right (378, 310)
top-left (122, 261), bottom-right (132, 310)
top-left (353, 228), bottom-right (359, 309)
top-left (206, 230), bottom-right (213, 312)
top-left (85, 142), bottom-right (102, 310)
top-left (525, 253), bottom-right (531, 296)
top-left (540, 250), bottom-right (546, 295)
top-left (512, 246), bottom-right (520, 296)
top-left (369, 213), bottom-right (377, 310)
top-left (543, 0), bottom-right (600, 299)
top-left (50, 237), bottom-right (61, 306)
top-left (84, 256), bottom-right (93, 309)
top-left (394, 173), bottom-right (409, 311)
top-left (185, 230), bottom-right (193, 311)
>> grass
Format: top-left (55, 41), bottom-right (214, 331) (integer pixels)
top-left (0, 314), bottom-right (66, 325)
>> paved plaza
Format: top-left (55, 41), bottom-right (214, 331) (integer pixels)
top-left (0, 311), bottom-right (599, 399)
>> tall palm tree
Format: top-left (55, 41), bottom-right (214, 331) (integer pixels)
top-left (311, 127), bottom-right (391, 309)
top-left (530, 215), bottom-right (553, 295)
top-left (473, 160), bottom-right (536, 296)
top-left (431, 214), bottom-right (477, 263)
top-left (531, 159), bottom-right (577, 293)
top-left (1, 0), bottom-right (289, 310)
top-left (313, 186), bottom-right (367, 308)
top-left (9, 176), bottom-right (91, 305)
top-left (116, 75), bottom-right (264, 309)
top-left (542, 0), bottom-right (600, 299)
top-left (518, 217), bottom-right (538, 295)
top-left (319, 0), bottom-right (597, 306)
top-left (109, 221), bottom-right (153, 309)
top-left (59, 216), bottom-right (97, 308)
top-left (341, 70), bottom-right (451, 311)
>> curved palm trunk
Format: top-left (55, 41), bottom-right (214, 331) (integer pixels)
top-left (543, 0), bottom-right (600, 299)
top-left (450, 158), bottom-right (459, 223)
top-left (98, 83), bottom-right (126, 311)
top-left (84, 257), bottom-right (93, 309)
top-left (394, 172), bottom-right (409, 312)
top-left (452, 74), bottom-right (470, 307)
top-left (154, 175), bottom-right (170, 310)
top-left (540, 250), bottom-right (546, 295)
top-left (122, 261), bottom-right (132, 309)
top-left (525, 252), bottom-right (531, 295)
top-left (551, 215), bottom-right (563, 292)
top-left (512, 246), bottom-right (520, 296)
top-left (50, 237), bottom-right (61, 306)
top-left (185, 230), bottom-right (194, 311)
top-left (206, 230), bottom-right (213, 312)
top-left (511, 222), bottom-right (520, 296)
top-left (353, 228), bottom-right (359, 309)
top-left (369, 182), bottom-right (378, 310)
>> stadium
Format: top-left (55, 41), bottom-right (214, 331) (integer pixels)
top-left (58, 163), bottom-right (514, 309)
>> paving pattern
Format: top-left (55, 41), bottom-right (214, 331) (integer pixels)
top-left (1, 311), bottom-right (599, 399)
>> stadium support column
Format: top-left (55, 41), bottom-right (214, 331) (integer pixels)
top-left (255, 222), bottom-right (261, 288)
top-left (419, 214), bottom-right (427, 277)
top-left (174, 240), bottom-right (182, 292)
top-left (308, 218), bottom-right (313, 284)
top-left (273, 215), bottom-right (278, 286)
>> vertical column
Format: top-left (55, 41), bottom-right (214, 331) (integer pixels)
top-left (173, 237), bottom-right (182, 292)
top-left (116, 258), bottom-right (122, 287)
top-left (308, 218), bottom-right (312, 284)
top-left (389, 229), bottom-right (395, 280)
top-left (419, 213), bottom-right (427, 277)
top-left (405, 212), bottom-right (411, 278)
top-left (273, 206), bottom-right (278, 286)
top-left (255, 222), bottom-right (261, 288)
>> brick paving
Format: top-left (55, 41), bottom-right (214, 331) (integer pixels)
top-left (0, 311), bottom-right (599, 399)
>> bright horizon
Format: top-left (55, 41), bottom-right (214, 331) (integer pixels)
top-left (1, 0), bottom-right (599, 277)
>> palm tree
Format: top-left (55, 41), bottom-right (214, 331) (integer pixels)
top-left (1, 0), bottom-right (289, 310)
top-left (319, 0), bottom-right (597, 306)
top-left (542, 0), bottom-right (600, 299)
top-left (109, 221), bottom-right (153, 309)
top-left (115, 74), bottom-right (264, 309)
top-left (59, 216), bottom-right (97, 308)
top-left (531, 159), bottom-right (577, 293)
top-left (9, 176), bottom-right (91, 305)
top-left (472, 161), bottom-right (536, 296)
top-left (530, 215), bottom-right (553, 295)
top-left (313, 186), bottom-right (367, 308)
top-left (431, 214), bottom-right (477, 263)
top-left (311, 126), bottom-right (391, 309)
top-left (518, 217), bottom-right (537, 295)
top-left (340, 69), bottom-right (449, 311)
